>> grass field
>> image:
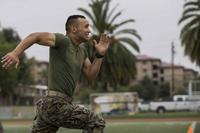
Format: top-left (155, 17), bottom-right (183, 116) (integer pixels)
top-left (1, 112), bottom-right (200, 133)
top-left (3, 121), bottom-right (200, 133)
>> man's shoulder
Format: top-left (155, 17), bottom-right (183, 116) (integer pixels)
top-left (54, 33), bottom-right (67, 39)
top-left (54, 33), bottom-right (70, 43)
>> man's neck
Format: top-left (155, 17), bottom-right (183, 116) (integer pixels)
top-left (66, 33), bottom-right (81, 46)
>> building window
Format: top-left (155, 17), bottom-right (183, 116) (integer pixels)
top-left (160, 77), bottom-right (164, 82)
top-left (160, 68), bottom-right (164, 74)
top-left (143, 68), bottom-right (147, 73)
top-left (177, 97), bottom-right (183, 101)
top-left (152, 64), bottom-right (158, 70)
top-left (152, 72), bottom-right (158, 78)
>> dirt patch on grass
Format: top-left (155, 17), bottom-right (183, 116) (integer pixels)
top-left (1, 117), bottom-right (199, 126)
top-left (105, 117), bottom-right (200, 123)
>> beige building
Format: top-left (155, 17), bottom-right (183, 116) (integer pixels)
top-left (161, 62), bottom-right (185, 89)
top-left (29, 59), bottom-right (48, 85)
top-left (136, 55), bottom-right (161, 86)
top-left (12, 59), bottom-right (48, 105)
top-left (135, 54), bottom-right (198, 91)
top-left (14, 84), bottom-right (47, 105)
top-left (184, 68), bottom-right (199, 85)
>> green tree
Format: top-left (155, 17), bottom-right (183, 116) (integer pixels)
top-left (2, 28), bottom-right (21, 43)
top-left (0, 43), bottom-right (18, 105)
top-left (130, 77), bottom-right (157, 101)
top-left (179, 0), bottom-right (200, 65)
top-left (78, 0), bottom-right (141, 90)
top-left (0, 27), bottom-right (32, 105)
top-left (158, 83), bottom-right (170, 99)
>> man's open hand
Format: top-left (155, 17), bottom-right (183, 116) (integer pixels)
top-left (1, 52), bottom-right (20, 69)
top-left (93, 34), bottom-right (111, 56)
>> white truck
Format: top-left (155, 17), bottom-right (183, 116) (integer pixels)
top-left (138, 95), bottom-right (200, 113)
top-left (149, 95), bottom-right (200, 113)
top-left (138, 80), bottom-right (200, 113)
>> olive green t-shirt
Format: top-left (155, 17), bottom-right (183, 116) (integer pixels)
top-left (48, 33), bottom-right (88, 97)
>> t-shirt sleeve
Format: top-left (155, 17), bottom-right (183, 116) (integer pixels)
top-left (53, 33), bottom-right (69, 49)
top-left (82, 44), bottom-right (89, 60)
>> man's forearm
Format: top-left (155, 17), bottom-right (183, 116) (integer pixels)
top-left (87, 58), bottom-right (103, 80)
top-left (13, 33), bottom-right (38, 56)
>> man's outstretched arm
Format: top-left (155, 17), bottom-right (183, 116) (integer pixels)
top-left (1, 32), bottom-right (55, 69)
top-left (83, 34), bottom-right (111, 81)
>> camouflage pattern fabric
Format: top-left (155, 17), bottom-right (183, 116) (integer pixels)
top-left (31, 96), bottom-right (105, 133)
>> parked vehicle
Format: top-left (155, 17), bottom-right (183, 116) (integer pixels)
top-left (138, 80), bottom-right (200, 113)
top-left (138, 95), bottom-right (200, 113)
top-left (138, 101), bottom-right (150, 112)
top-left (90, 92), bottom-right (139, 115)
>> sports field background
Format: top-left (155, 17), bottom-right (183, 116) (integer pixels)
top-left (1, 112), bottom-right (200, 133)
top-left (2, 121), bottom-right (200, 133)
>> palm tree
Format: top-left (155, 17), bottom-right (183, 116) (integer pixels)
top-left (179, 0), bottom-right (200, 65)
top-left (78, 0), bottom-right (141, 90)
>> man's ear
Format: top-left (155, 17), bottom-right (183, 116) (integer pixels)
top-left (71, 26), bottom-right (78, 33)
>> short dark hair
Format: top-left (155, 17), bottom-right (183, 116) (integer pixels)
top-left (65, 15), bottom-right (86, 32)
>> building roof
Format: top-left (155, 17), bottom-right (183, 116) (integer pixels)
top-left (184, 68), bottom-right (198, 74)
top-left (136, 54), bottom-right (161, 61)
top-left (136, 54), bottom-right (198, 73)
top-left (161, 62), bottom-right (184, 69)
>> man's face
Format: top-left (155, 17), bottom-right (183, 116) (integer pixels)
top-left (75, 18), bottom-right (91, 42)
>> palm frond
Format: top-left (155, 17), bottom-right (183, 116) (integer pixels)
top-left (114, 29), bottom-right (142, 41)
top-left (180, 18), bottom-right (199, 37)
top-left (109, 11), bottom-right (123, 25)
top-left (179, 14), bottom-right (200, 24)
top-left (78, 8), bottom-right (96, 26)
top-left (107, 3), bottom-right (119, 22)
top-left (110, 19), bottom-right (135, 32)
top-left (116, 19), bottom-right (135, 28)
top-left (102, 0), bottom-right (110, 22)
top-left (182, 8), bottom-right (200, 16)
top-left (118, 37), bottom-right (140, 52)
top-left (184, 1), bottom-right (199, 8)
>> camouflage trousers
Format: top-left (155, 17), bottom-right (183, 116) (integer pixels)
top-left (31, 96), bottom-right (105, 133)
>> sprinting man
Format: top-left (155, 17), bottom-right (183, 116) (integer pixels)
top-left (1, 15), bottom-right (111, 133)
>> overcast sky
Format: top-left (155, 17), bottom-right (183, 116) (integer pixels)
top-left (0, 0), bottom-right (199, 71)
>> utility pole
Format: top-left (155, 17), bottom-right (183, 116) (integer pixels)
top-left (171, 42), bottom-right (175, 97)
top-left (0, 21), bottom-right (2, 31)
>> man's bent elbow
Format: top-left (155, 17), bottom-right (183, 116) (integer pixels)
top-left (27, 32), bottom-right (40, 42)
top-left (27, 32), bottom-right (55, 47)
